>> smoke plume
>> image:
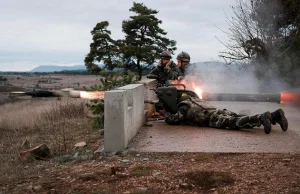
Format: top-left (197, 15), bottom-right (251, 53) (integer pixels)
top-left (185, 61), bottom-right (291, 94)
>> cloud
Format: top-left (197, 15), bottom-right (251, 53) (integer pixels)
top-left (0, 61), bottom-right (84, 72)
top-left (0, 0), bottom-right (236, 71)
top-left (0, 20), bottom-right (91, 52)
top-left (0, 61), bottom-right (44, 72)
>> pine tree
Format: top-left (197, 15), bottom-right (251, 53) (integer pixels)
top-left (122, 2), bottom-right (177, 79)
top-left (85, 21), bottom-right (121, 74)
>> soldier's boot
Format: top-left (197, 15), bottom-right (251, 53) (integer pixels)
top-left (259, 112), bottom-right (272, 134)
top-left (271, 109), bottom-right (288, 131)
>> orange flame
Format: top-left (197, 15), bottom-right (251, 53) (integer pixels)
top-left (194, 87), bottom-right (203, 99)
top-left (280, 92), bottom-right (300, 104)
top-left (79, 91), bottom-right (104, 99)
top-left (171, 80), bottom-right (203, 99)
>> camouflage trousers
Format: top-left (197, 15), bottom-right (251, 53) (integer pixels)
top-left (208, 109), bottom-right (262, 129)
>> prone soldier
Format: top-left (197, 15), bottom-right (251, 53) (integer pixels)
top-left (153, 86), bottom-right (288, 134)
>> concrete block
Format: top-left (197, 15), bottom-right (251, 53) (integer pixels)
top-left (104, 90), bottom-right (127, 152)
top-left (138, 79), bottom-right (158, 118)
top-left (138, 79), bottom-right (156, 88)
top-left (118, 84), bottom-right (144, 145)
top-left (104, 84), bottom-right (145, 152)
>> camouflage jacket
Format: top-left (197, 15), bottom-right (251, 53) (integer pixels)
top-left (177, 64), bottom-right (191, 80)
top-left (164, 97), bottom-right (216, 126)
top-left (148, 61), bottom-right (179, 87)
top-left (178, 67), bottom-right (185, 77)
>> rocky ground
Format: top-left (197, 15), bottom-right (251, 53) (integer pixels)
top-left (1, 134), bottom-right (300, 194)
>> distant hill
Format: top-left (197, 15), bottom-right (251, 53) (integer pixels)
top-left (26, 61), bottom-right (227, 73)
top-left (30, 65), bottom-right (86, 72)
top-left (30, 64), bottom-right (155, 73)
top-left (192, 61), bottom-right (227, 70)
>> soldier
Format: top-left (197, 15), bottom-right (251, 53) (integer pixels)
top-left (147, 50), bottom-right (179, 87)
top-left (161, 94), bottom-right (288, 134)
top-left (176, 51), bottom-right (191, 81)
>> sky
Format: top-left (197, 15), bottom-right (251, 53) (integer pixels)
top-left (0, 0), bottom-right (236, 71)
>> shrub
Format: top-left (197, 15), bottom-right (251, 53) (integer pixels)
top-left (86, 70), bottom-right (137, 129)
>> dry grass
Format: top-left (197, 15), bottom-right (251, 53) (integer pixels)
top-left (3, 74), bottom-right (100, 90)
top-left (131, 165), bottom-right (155, 177)
top-left (0, 98), bottom-right (96, 183)
top-left (78, 172), bottom-right (99, 181)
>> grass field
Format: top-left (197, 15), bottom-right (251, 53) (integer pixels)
top-left (0, 98), bottom-right (100, 185)
top-left (0, 74), bottom-right (101, 104)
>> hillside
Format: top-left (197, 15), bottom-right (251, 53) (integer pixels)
top-left (30, 65), bottom-right (86, 72)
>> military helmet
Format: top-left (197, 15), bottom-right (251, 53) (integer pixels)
top-left (160, 50), bottom-right (172, 60)
top-left (176, 51), bottom-right (190, 62)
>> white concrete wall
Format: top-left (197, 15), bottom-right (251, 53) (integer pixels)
top-left (138, 79), bottom-right (157, 118)
top-left (104, 84), bottom-right (144, 152)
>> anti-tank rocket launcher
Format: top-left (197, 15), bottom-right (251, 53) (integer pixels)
top-left (145, 84), bottom-right (200, 114)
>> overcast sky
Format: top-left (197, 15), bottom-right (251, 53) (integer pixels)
top-left (0, 0), bottom-right (236, 71)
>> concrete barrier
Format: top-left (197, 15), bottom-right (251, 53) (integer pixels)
top-left (104, 84), bottom-right (144, 152)
top-left (138, 79), bottom-right (157, 119)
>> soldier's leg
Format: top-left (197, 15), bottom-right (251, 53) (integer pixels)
top-left (209, 109), bottom-right (239, 129)
top-left (235, 112), bottom-right (272, 134)
top-left (236, 115), bottom-right (261, 128)
top-left (209, 109), bottom-right (273, 134)
top-left (208, 110), bottom-right (223, 128)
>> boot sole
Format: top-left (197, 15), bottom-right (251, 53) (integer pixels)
top-left (278, 109), bottom-right (288, 131)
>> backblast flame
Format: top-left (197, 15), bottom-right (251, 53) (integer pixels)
top-left (194, 87), bottom-right (203, 99)
top-left (280, 92), bottom-right (300, 104)
top-left (171, 80), bottom-right (203, 99)
top-left (79, 91), bottom-right (104, 100)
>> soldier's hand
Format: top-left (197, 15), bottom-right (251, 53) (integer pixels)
top-left (166, 60), bottom-right (172, 66)
top-left (158, 60), bottom-right (162, 66)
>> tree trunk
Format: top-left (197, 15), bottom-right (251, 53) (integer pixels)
top-left (137, 58), bottom-right (142, 80)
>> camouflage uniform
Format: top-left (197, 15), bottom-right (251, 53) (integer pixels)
top-left (164, 96), bottom-right (274, 131)
top-left (176, 51), bottom-right (191, 80)
top-left (178, 66), bottom-right (185, 78)
top-left (148, 50), bottom-right (179, 87)
top-left (148, 61), bottom-right (179, 87)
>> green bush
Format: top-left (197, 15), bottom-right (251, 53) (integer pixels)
top-left (86, 70), bottom-right (137, 129)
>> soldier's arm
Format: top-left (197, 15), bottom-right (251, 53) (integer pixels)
top-left (164, 105), bottom-right (188, 125)
top-left (170, 65), bottom-right (180, 80)
top-left (164, 61), bottom-right (179, 80)
top-left (147, 67), bottom-right (158, 79)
